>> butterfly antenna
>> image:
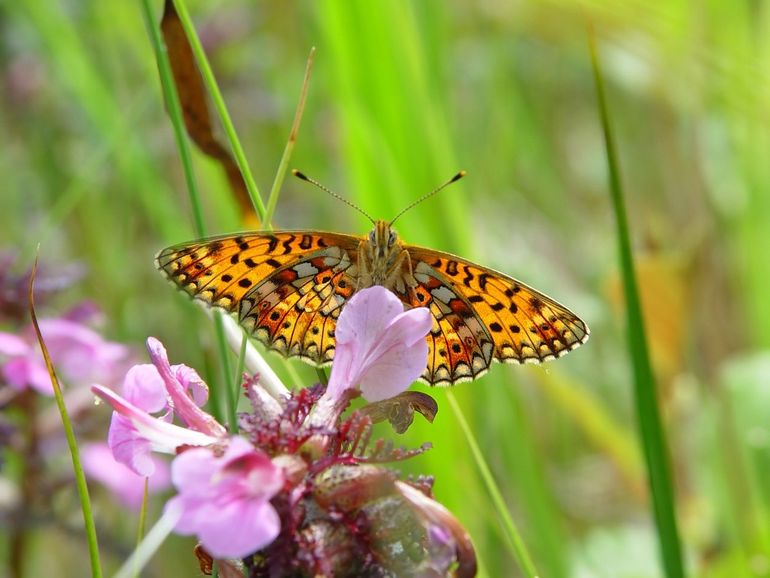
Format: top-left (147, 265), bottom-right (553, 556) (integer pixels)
top-left (292, 169), bottom-right (375, 225)
top-left (389, 170), bottom-right (467, 226)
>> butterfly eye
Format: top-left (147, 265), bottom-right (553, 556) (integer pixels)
top-left (369, 231), bottom-right (376, 243)
top-left (388, 231), bottom-right (397, 246)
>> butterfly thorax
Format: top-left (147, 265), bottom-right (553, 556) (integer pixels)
top-left (357, 220), bottom-right (412, 291)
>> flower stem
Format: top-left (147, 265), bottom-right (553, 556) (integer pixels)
top-left (133, 480), bottom-right (149, 578)
top-left (446, 392), bottom-right (539, 578)
top-left (113, 506), bottom-right (181, 578)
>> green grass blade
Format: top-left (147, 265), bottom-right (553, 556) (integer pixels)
top-left (263, 47), bottom-right (316, 228)
top-left (446, 392), bottom-right (540, 578)
top-left (588, 28), bottom-right (686, 578)
top-left (29, 259), bottom-right (102, 578)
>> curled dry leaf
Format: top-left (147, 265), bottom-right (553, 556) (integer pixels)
top-left (358, 391), bottom-right (439, 434)
top-left (160, 0), bottom-right (256, 225)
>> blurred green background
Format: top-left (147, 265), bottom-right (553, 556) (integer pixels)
top-left (2, 0), bottom-right (770, 576)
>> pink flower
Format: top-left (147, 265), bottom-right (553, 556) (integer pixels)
top-left (165, 436), bottom-right (284, 559)
top-left (91, 337), bottom-right (226, 476)
top-left (326, 286), bottom-right (432, 402)
top-left (93, 338), bottom-right (284, 557)
top-left (81, 442), bottom-right (171, 510)
top-left (120, 349), bottom-right (209, 421)
top-left (0, 317), bottom-right (129, 395)
top-left (0, 333), bottom-right (51, 393)
top-left (94, 385), bottom-right (221, 476)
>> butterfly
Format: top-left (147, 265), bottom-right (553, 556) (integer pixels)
top-left (156, 174), bottom-right (589, 386)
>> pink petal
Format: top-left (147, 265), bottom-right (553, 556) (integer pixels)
top-left (327, 287), bottom-right (432, 402)
top-left (2, 357), bottom-right (54, 395)
top-left (169, 446), bottom-right (226, 496)
top-left (82, 442), bottom-right (170, 510)
top-left (0, 332), bottom-right (29, 356)
top-left (359, 345), bottom-right (429, 401)
top-left (336, 285), bottom-right (405, 356)
top-left (108, 412), bottom-right (157, 476)
top-left (122, 364), bottom-right (167, 413)
top-left (172, 437), bottom-right (280, 495)
top-left (196, 499), bottom-right (280, 559)
top-left (93, 385), bottom-right (219, 461)
top-left (363, 307), bottom-right (432, 363)
top-left (172, 364), bottom-right (209, 406)
top-left (146, 338), bottom-right (226, 438)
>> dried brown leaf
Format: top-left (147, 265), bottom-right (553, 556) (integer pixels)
top-left (160, 1), bottom-right (256, 224)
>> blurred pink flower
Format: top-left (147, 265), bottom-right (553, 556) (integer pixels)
top-left (326, 286), bottom-right (432, 402)
top-left (166, 436), bottom-right (283, 559)
top-left (0, 318), bottom-right (129, 395)
top-left (81, 442), bottom-right (171, 510)
top-left (0, 333), bottom-right (50, 393)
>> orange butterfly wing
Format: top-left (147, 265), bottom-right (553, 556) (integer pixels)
top-left (403, 247), bottom-right (589, 385)
top-left (157, 230), bottom-right (588, 386)
top-left (156, 231), bottom-right (362, 365)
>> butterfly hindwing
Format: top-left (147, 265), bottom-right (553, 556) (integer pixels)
top-left (396, 263), bottom-right (494, 385)
top-left (241, 264), bottom-right (356, 364)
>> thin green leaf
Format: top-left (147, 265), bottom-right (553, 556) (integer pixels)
top-left (588, 27), bottom-right (686, 578)
top-left (28, 256), bottom-right (102, 578)
top-left (263, 47), bottom-right (316, 228)
top-left (446, 392), bottom-right (540, 578)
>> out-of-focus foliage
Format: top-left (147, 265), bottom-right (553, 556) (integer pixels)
top-left (2, 1), bottom-right (770, 576)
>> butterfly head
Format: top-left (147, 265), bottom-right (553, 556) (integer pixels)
top-left (360, 220), bottom-right (405, 286)
top-left (369, 220), bottom-right (399, 260)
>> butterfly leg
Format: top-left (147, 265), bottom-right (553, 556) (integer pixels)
top-left (355, 240), bottom-right (373, 289)
top-left (380, 248), bottom-right (419, 302)
top-left (400, 250), bottom-right (420, 303)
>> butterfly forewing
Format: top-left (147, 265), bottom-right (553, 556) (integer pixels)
top-left (156, 231), bottom-right (362, 364)
top-left (408, 247), bottom-right (589, 373)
